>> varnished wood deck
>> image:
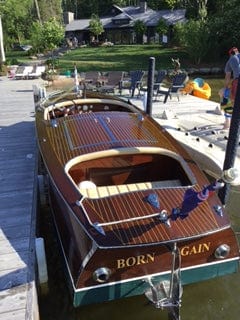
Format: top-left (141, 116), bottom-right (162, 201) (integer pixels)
top-left (82, 185), bottom-right (224, 246)
top-left (36, 89), bottom-right (232, 249)
top-left (44, 111), bottom-right (178, 164)
top-left (0, 76), bottom-right (43, 320)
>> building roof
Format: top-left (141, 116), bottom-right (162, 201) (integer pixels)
top-left (65, 4), bottom-right (186, 32)
top-left (65, 19), bottom-right (90, 32)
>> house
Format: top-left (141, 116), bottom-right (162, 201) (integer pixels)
top-left (64, 1), bottom-right (186, 45)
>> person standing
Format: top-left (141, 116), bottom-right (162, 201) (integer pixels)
top-left (223, 47), bottom-right (240, 128)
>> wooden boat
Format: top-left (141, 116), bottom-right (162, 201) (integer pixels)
top-left (35, 88), bottom-right (239, 315)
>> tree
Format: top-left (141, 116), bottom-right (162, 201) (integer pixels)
top-left (206, 0), bottom-right (240, 56)
top-left (30, 21), bottom-right (44, 53)
top-left (0, 0), bottom-right (62, 51)
top-left (30, 18), bottom-right (64, 53)
top-left (133, 20), bottom-right (146, 44)
top-left (174, 19), bottom-right (211, 64)
top-left (0, 0), bottom-right (33, 49)
top-left (156, 18), bottom-right (168, 44)
top-left (179, 0), bottom-right (208, 20)
top-left (42, 18), bottom-right (64, 50)
top-left (62, 1), bottom-right (145, 18)
top-left (37, 0), bottom-right (62, 22)
top-left (147, 0), bottom-right (176, 10)
top-left (89, 14), bottom-right (104, 42)
top-left (34, 0), bottom-right (42, 23)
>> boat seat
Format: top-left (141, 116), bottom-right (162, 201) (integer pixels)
top-left (79, 179), bottom-right (182, 199)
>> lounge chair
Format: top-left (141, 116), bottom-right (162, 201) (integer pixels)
top-left (28, 66), bottom-right (46, 79)
top-left (153, 70), bottom-right (167, 99)
top-left (97, 71), bottom-right (124, 94)
top-left (13, 66), bottom-right (25, 79)
top-left (84, 71), bottom-right (102, 89)
top-left (140, 70), bottom-right (167, 100)
top-left (156, 72), bottom-right (188, 103)
top-left (14, 66), bottom-right (33, 80)
top-left (119, 70), bottom-right (145, 97)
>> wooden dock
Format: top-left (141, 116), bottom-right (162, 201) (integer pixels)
top-left (131, 91), bottom-right (221, 122)
top-left (0, 76), bottom-right (43, 320)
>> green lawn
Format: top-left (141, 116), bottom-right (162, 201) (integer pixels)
top-left (57, 45), bottom-right (189, 72)
top-left (6, 44), bottom-right (188, 72)
top-left (200, 77), bottom-right (225, 103)
top-left (6, 44), bottom-right (225, 102)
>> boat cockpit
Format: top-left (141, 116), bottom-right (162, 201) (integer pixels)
top-left (44, 98), bottom-right (138, 120)
top-left (65, 147), bottom-right (196, 199)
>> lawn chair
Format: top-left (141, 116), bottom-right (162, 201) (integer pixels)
top-left (14, 66), bottom-right (33, 80)
top-left (28, 65), bottom-right (46, 79)
top-left (97, 71), bottom-right (124, 94)
top-left (156, 72), bottom-right (188, 103)
top-left (84, 71), bottom-right (102, 90)
top-left (13, 66), bottom-right (25, 79)
top-left (119, 70), bottom-right (145, 97)
top-left (153, 70), bottom-right (167, 99)
top-left (140, 69), bottom-right (167, 100)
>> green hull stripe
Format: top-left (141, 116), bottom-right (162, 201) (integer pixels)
top-left (73, 260), bottom-right (239, 307)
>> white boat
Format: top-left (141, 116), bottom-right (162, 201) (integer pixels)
top-left (156, 119), bottom-right (240, 186)
top-left (132, 93), bottom-right (240, 186)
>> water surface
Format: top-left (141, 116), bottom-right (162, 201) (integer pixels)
top-left (38, 187), bottom-right (240, 320)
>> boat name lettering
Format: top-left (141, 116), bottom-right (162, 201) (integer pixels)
top-left (180, 242), bottom-right (211, 256)
top-left (117, 253), bottom-right (155, 269)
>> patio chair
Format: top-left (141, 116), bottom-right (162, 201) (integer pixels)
top-left (84, 71), bottom-right (102, 90)
top-left (156, 72), bottom-right (188, 103)
top-left (28, 65), bottom-right (46, 79)
top-left (14, 66), bottom-right (33, 80)
top-left (140, 69), bottom-right (167, 100)
top-left (13, 66), bottom-right (25, 79)
top-left (97, 71), bottom-right (124, 94)
top-left (119, 70), bottom-right (145, 97)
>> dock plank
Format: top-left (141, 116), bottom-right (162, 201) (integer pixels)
top-left (0, 76), bottom-right (43, 320)
top-left (0, 284), bottom-right (27, 314)
top-left (0, 310), bottom-right (26, 320)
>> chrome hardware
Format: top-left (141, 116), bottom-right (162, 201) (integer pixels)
top-left (213, 205), bottom-right (223, 217)
top-left (144, 243), bottom-right (182, 320)
top-left (215, 244), bottom-right (230, 259)
top-left (222, 167), bottom-right (240, 185)
top-left (93, 267), bottom-right (111, 283)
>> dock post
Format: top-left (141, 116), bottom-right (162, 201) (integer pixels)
top-left (218, 75), bottom-right (240, 204)
top-left (146, 57), bottom-right (155, 116)
top-left (35, 237), bottom-right (49, 294)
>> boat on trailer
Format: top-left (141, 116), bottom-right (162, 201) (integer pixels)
top-left (35, 89), bottom-right (239, 318)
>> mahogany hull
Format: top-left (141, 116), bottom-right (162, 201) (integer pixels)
top-left (48, 166), bottom-right (239, 307)
top-left (72, 259), bottom-right (238, 307)
top-left (36, 92), bottom-right (240, 307)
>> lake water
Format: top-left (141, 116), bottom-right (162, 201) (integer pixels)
top-left (38, 185), bottom-right (240, 320)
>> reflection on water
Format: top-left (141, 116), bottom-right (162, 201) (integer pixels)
top-left (38, 187), bottom-right (240, 320)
